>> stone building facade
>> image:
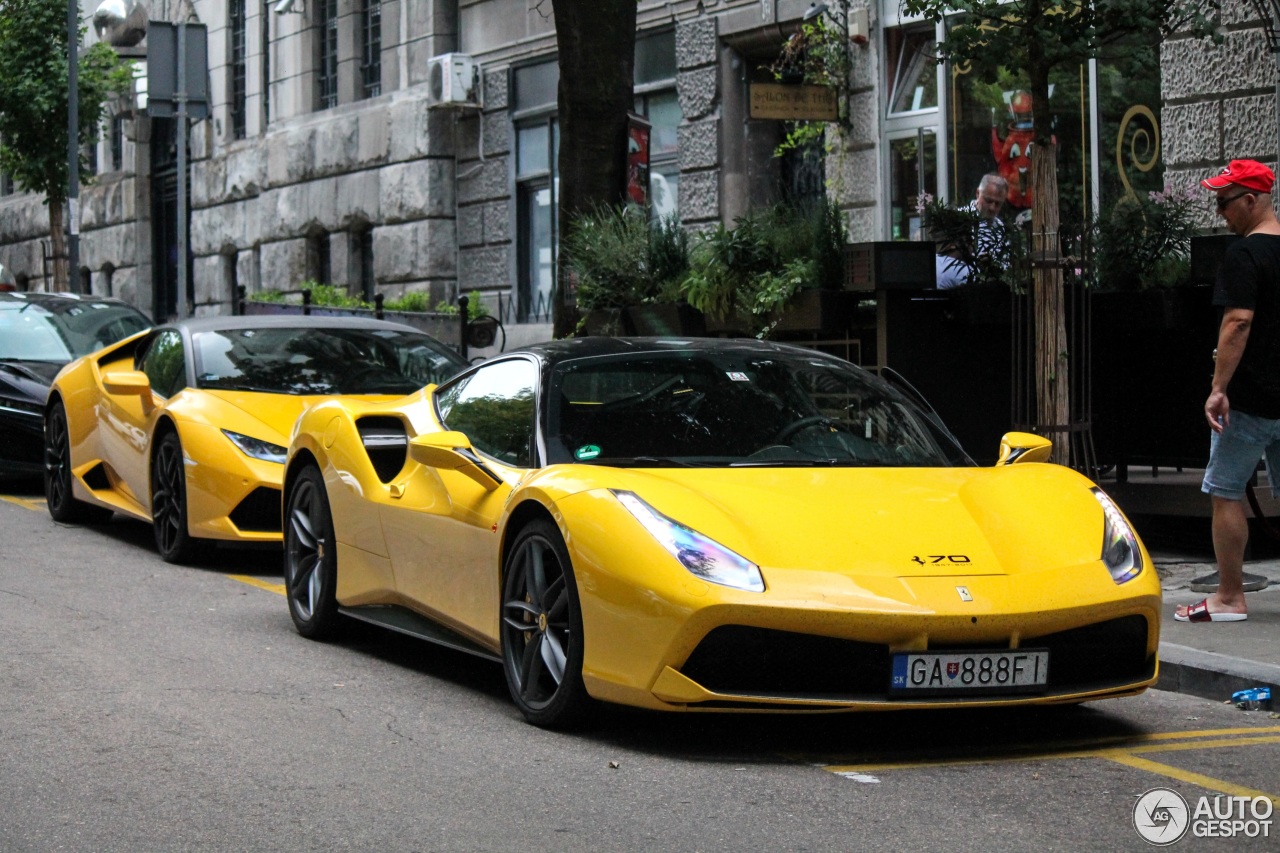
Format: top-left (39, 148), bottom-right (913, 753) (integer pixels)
top-left (0, 0), bottom-right (1273, 323)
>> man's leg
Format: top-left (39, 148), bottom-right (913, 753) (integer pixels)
top-left (1208, 495), bottom-right (1249, 613)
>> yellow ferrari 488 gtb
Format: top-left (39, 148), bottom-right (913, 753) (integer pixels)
top-left (45, 316), bottom-right (466, 562)
top-left (282, 337), bottom-right (1159, 728)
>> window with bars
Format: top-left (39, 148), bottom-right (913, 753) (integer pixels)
top-left (261, 1), bottom-right (271, 122)
top-left (361, 0), bottom-right (381, 99)
top-left (230, 0), bottom-right (247, 138)
top-left (110, 115), bottom-right (124, 171)
top-left (317, 0), bottom-right (339, 110)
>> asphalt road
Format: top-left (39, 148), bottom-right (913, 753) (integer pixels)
top-left (1, 479), bottom-right (1277, 853)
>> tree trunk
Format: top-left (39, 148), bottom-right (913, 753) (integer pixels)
top-left (48, 199), bottom-right (68, 292)
top-left (550, 0), bottom-right (638, 338)
top-left (1030, 143), bottom-right (1069, 461)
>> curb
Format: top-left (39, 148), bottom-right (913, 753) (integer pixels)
top-left (1154, 642), bottom-right (1280, 704)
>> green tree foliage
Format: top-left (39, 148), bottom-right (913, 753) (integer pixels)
top-left (0, 0), bottom-right (133, 290)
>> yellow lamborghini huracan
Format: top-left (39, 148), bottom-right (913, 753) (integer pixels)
top-left (45, 316), bottom-right (466, 562)
top-left (282, 337), bottom-right (1160, 728)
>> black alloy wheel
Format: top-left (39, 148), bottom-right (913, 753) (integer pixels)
top-left (151, 431), bottom-right (197, 563)
top-left (500, 518), bottom-right (592, 729)
top-left (283, 465), bottom-right (343, 639)
top-left (44, 401), bottom-right (112, 524)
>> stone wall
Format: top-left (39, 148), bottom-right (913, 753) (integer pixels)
top-left (1162, 1), bottom-right (1278, 229)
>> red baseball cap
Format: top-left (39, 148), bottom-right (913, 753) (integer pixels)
top-left (1201, 159), bottom-right (1275, 193)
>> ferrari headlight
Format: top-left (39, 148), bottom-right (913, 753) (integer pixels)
top-left (1092, 487), bottom-right (1142, 584)
top-left (611, 490), bottom-right (764, 592)
top-left (222, 429), bottom-right (287, 464)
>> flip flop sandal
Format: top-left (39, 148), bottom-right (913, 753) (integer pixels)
top-left (1174, 599), bottom-right (1248, 622)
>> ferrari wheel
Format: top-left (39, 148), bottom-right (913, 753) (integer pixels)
top-left (44, 401), bottom-right (112, 524)
top-left (284, 465), bottom-right (343, 640)
top-left (151, 431), bottom-right (197, 564)
top-left (500, 519), bottom-right (592, 729)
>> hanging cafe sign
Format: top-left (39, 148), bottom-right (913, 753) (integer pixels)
top-left (749, 83), bottom-right (838, 121)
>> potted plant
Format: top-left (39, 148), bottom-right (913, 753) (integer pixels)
top-left (680, 201), bottom-right (851, 337)
top-left (563, 206), bottom-right (700, 336)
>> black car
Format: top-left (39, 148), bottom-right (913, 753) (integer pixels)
top-left (0, 292), bottom-right (151, 477)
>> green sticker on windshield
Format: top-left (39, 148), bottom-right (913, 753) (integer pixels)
top-left (574, 444), bottom-right (601, 461)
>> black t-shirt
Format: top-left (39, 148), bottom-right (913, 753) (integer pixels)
top-left (1213, 233), bottom-right (1280, 418)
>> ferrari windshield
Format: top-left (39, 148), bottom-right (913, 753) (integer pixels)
top-left (547, 349), bottom-right (970, 468)
top-left (0, 298), bottom-right (149, 362)
top-left (193, 326), bottom-right (467, 395)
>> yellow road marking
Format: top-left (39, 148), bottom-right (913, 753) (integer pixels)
top-left (821, 729), bottom-right (1280, 805)
top-left (1, 494), bottom-right (45, 511)
top-left (812, 726), bottom-right (1280, 770)
top-left (228, 574), bottom-right (285, 595)
top-left (1104, 752), bottom-right (1280, 808)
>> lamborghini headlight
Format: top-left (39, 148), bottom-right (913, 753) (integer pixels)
top-left (612, 490), bottom-right (765, 592)
top-left (222, 429), bottom-right (287, 464)
top-left (1092, 487), bottom-right (1142, 584)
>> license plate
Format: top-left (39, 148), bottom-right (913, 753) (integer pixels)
top-left (890, 649), bottom-right (1049, 695)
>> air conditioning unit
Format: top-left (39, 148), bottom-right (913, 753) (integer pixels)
top-left (427, 53), bottom-right (479, 108)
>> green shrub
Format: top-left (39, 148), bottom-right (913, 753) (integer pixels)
top-left (679, 201), bottom-right (847, 334)
top-left (384, 290), bottom-right (433, 313)
top-left (1089, 188), bottom-right (1199, 290)
top-left (302, 281), bottom-right (371, 309)
top-left (249, 289), bottom-right (287, 303)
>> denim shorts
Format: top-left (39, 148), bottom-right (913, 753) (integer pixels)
top-left (1202, 410), bottom-right (1280, 500)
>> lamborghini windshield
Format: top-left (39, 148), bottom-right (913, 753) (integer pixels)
top-left (193, 326), bottom-right (467, 395)
top-left (546, 349), bottom-right (970, 468)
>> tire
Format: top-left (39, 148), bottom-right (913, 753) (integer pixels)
top-left (44, 401), bottom-right (112, 524)
top-left (500, 518), bottom-right (593, 729)
top-left (284, 465), bottom-right (343, 640)
top-left (151, 431), bottom-right (198, 564)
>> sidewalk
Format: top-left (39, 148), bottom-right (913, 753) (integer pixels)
top-left (1153, 552), bottom-right (1280, 704)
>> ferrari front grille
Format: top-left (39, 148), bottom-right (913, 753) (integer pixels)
top-left (229, 486), bottom-right (283, 533)
top-left (680, 626), bottom-right (892, 698)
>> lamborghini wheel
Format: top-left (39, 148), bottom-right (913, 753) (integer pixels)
top-left (151, 431), bottom-right (197, 564)
top-left (284, 465), bottom-right (343, 640)
top-left (44, 401), bottom-right (113, 525)
top-left (500, 519), bottom-right (592, 729)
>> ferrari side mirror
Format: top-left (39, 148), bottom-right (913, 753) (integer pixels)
top-left (996, 431), bottom-right (1053, 465)
top-left (409, 431), bottom-right (503, 489)
top-left (101, 370), bottom-right (152, 396)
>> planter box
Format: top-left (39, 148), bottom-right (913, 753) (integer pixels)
top-left (772, 289), bottom-right (858, 334)
top-left (846, 241), bottom-right (937, 291)
top-left (579, 307), bottom-right (631, 336)
top-left (625, 303), bottom-right (706, 337)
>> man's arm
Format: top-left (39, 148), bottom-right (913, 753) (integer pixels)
top-left (1206, 307), bottom-right (1253, 432)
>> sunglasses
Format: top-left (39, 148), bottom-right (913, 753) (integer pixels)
top-left (1216, 191), bottom-right (1255, 210)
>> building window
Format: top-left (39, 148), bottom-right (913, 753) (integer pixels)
top-left (230, 0), bottom-right (247, 139)
top-left (513, 60), bottom-right (560, 323)
top-left (110, 115), bottom-right (124, 171)
top-left (886, 27), bottom-right (937, 115)
top-left (882, 21), bottom-right (941, 240)
top-left (261, 1), bottom-right (271, 122)
top-left (633, 30), bottom-right (681, 221)
top-left (361, 0), bottom-right (382, 99)
top-left (357, 228), bottom-right (375, 299)
top-left (308, 232), bottom-right (331, 285)
top-left (317, 0), bottom-right (339, 110)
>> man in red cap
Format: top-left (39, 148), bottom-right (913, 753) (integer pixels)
top-left (1178, 159), bottom-right (1280, 622)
